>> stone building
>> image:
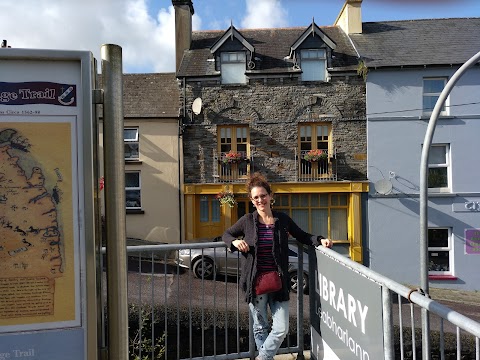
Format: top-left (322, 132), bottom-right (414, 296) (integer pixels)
top-left (173, 0), bottom-right (368, 261)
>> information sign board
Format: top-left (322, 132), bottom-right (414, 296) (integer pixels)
top-left (310, 249), bottom-right (385, 360)
top-left (0, 49), bottom-right (96, 360)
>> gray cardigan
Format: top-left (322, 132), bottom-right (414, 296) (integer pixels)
top-left (222, 210), bottom-right (324, 303)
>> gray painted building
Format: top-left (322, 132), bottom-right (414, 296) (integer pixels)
top-left (351, 18), bottom-right (480, 290)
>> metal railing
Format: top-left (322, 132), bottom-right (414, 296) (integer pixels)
top-left (313, 246), bottom-right (480, 360)
top-left (213, 150), bottom-right (252, 183)
top-left (100, 242), bottom-right (480, 359)
top-left (295, 149), bottom-right (337, 182)
top-left (100, 241), bottom-right (308, 360)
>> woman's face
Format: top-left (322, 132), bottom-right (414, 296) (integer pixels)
top-left (250, 186), bottom-right (271, 211)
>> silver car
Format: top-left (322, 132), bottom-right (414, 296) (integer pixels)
top-left (176, 238), bottom-right (310, 293)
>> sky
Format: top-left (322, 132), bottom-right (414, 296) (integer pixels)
top-left (1, 0), bottom-right (479, 73)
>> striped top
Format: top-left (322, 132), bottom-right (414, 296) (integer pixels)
top-left (257, 223), bottom-right (277, 273)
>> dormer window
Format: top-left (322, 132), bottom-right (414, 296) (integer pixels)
top-left (300, 49), bottom-right (326, 81)
top-left (221, 52), bottom-right (246, 84)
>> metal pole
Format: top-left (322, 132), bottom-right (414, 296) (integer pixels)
top-left (419, 50), bottom-right (480, 360)
top-left (101, 44), bottom-right (128, 360)
top-left (382, 286), bottom-right (395, 360)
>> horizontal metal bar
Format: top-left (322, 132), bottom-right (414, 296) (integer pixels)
top-left (101, 241), bottom-right (227, 254)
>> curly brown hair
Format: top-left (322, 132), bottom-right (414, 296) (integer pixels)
top-left (245, 172), bottom-right (272, 197)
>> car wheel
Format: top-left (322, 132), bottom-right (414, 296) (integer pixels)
top-left (289, 270), bottom-right (309, 294)
top-left (192, 257), bottom-right (215, 279)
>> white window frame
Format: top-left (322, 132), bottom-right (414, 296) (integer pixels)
top-left (220, 52), bottom-right (246, 84)
top-left (423, 77), bottom-right (448, 116)
top-left (428, 144), bottom-right (450, 193)
top-left (124, 127), bottom-right (139, 160)
top-left (300, 49), bottom-right (326, 82)
top-left (125, 171), bottom-right (141, 209)
top-left (428, 227), bottom-right (453, 275)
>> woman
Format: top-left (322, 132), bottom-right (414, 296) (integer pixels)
top-left (222, 172), bottom-right (332, 360)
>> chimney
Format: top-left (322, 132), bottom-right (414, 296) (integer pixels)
top-left (172, 0), bottom-right (194, 73)
top-left (334, 0), bottom-right (362, 34)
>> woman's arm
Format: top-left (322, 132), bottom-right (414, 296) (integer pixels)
top-left (222, 214), bottom-right (247, 252)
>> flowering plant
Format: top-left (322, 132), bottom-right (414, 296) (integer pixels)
top-left (216, 190), bottom-right (237, 207)
top-left (303, 149), bottom-right (328, 162)
top-left (222, 151), bottom-right (243, 164)
top-left (99, 176), bottom-right (105, 191)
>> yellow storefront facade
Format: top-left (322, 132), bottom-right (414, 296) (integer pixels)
top-left (184, 182), bottom-right (368, 262)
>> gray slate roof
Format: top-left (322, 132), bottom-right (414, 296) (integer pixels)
top-left (177, 26), bottom-right (359, 77)
top-left (101, 73), bottom-right (180, 119)
top-left (350, 18), bottom-right (480, 68)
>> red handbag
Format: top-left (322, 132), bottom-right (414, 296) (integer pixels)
top-left (255, 271), bottom-right (282, 295)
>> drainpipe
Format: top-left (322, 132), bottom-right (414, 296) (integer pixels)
top-left (419, 50), bottom-right (480, 360)
top-left (177, 77), bottom-right (187, 243)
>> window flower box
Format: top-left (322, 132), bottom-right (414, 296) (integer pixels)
top-left (303, 149), bottom-right (328, 162)
top-left (222, 151), bottom-right (244, 164)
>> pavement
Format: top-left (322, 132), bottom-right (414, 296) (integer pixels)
top-left (429, 287), bottom-right (480, 306)
top-left (239, 351), bottom-right (311, 360)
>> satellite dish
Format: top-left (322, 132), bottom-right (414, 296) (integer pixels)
top-left (374, 179), bottom-right (393, 195)
top-left (192, 97), bottom-right (202, 115)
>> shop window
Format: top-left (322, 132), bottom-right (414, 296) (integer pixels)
top-left (125, 171), bottom-right (141, 209)
top-left (276, 193), bottom-right (348, 242)
top-left (200, 196), bottom-right (220, 223)
top-left (124, 127), bottom-right (139, 160)
top-left (428, 228), bottom-right (452, 275)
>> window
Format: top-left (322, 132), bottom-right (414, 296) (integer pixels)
top-left (276, 193), bottom-right (348, 242)
top-left (428, 144), bottom-right (450, 191)
top-left (428, 228), bottom-right (452, 275)
top-left (221, 52), bottom-right (246, 84)
top-left (124, 128), bottom-right (139, 160)
top-left (200, 195), bottom-right (220, 223)
top-left (423, 77), bottom-right (448, 115)
top-left (125, 171), bottom-right (141, 209)
top-left (298, 123), bottom-right (331, 178)
top-left (300, 49), bottom-right (326, 81)
top-left (218, 125), bottom-right (249, 179)
top-left (299, 123), bottom-right (330, 152)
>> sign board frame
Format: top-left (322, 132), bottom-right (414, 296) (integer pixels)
top-left (0, 48), bottom-right (97, 360)
top-left (309, 248), bottom-right (385, 360)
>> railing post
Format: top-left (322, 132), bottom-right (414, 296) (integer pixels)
top-left (249, 312), bottom-right (256, 360)
top-left (101, 43), bottom-right (129, 360)
top-left (382, 286), bottom-right (395, 360)
top-left (296, 242), bottom-right (305, 360)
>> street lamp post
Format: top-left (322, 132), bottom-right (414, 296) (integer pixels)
top-left (419, 50), bottom-right (480, 360)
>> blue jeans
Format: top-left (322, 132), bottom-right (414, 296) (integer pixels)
top-left (249, 294), bottom-right (289, 360)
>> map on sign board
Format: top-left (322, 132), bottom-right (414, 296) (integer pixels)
top-left (0, 122), bottom-right (76, 326)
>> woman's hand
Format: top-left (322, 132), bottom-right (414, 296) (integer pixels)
top-left (320, 238), bottom-right (333, 248)
top-left (232, 239), bottom-right (250, 253)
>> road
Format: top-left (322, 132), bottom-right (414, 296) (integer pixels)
top-left (120, 261), bottom-right (480, 336)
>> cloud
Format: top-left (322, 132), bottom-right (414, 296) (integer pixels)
top-left (0, 0), bottom-right (200, 73)
top-left (241, 0), bottom-right (288, 29)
